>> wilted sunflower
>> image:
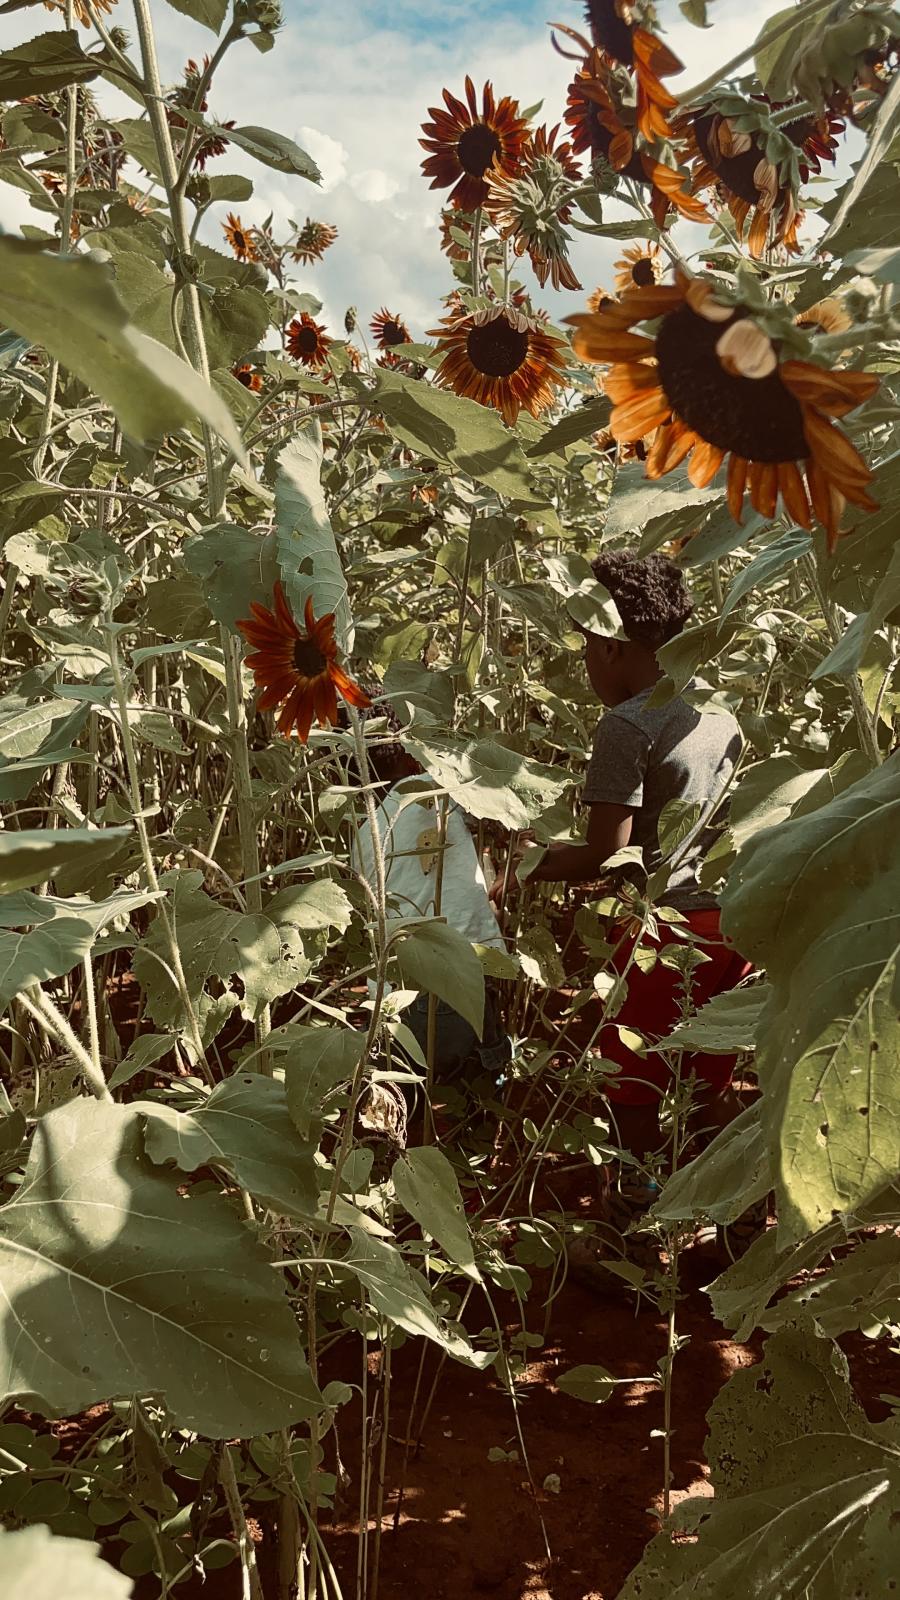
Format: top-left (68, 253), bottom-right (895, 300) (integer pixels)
top-left (567, 274), bottom-right (879, 550)
top-left (43, 0), bottom-right (115, 22)
top-left (564, 48), bottom-right (708, 227)
top-left (428, 305), bottom-right (567, 426)
top-left (233, 364), bottom-right (262, 391)
top-left (371, 309), bottom-right (412, 349)
top-left (286, 312), bottom-right (331, 367)
top-left (672, 101), bottom-right (842, 257)
top-left (292, 219), bottom-right (339, 265)
top-left (237, 584), bottom-right (371, 743)
top-left (614, 243), bottom-right (660, 295)
top-left (570, 2), bottom-right (683, 141)
top-left (420, 76), bottom-right (530, 210)
top-left (223, 212), bottom-right (258, 262)
top-left (487, 122), bottom-right (583, 290)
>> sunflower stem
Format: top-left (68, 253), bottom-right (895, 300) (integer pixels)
top-left (804, 553), bottom-right (882, 766)
top-left (675, 0), bottom-right (837, 107)
top-left (471, 206), bottom-right (482, 297)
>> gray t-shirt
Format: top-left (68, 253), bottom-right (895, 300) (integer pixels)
top-left (582, 687), bottom-right (741, 908)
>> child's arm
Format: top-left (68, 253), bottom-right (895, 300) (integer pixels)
top-left (526, 802), bottom-right (633, 885)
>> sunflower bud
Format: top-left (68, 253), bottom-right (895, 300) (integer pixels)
top-left (186, 172), bottom-right (211, 208)
top-left (344, 306), bottom-right (357, 334)
top-left (235, 0), bottom-right (283, 29)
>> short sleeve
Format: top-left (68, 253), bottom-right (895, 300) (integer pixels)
top-left (583, 713), bottom-right (650, 808)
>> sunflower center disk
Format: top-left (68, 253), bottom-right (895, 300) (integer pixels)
top-left (383, 322), bottom-right (405, 346)
top-left (457, 122), bottom-right (501, 177)
top-left (296, 328), bottom-right (319, 354)
top-left (631, 258), bottom-right (656, 287)
top-left (586, 0), bottom-right (634, 66)
top-left (654, 305), bottom-right (808, 464)
top-left (293, 639), bottom-right (328, 676)
top-left (466, 318), bottom-right (529, 378)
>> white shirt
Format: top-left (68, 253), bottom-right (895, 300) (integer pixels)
top-left (354, 782), bottom-right (504, 950)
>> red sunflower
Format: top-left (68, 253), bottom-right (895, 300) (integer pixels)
top-left (292, 219), bottom-right (339, 265)
top-left (420, 75), bottom-right (530, 210)
top-left (371, 309), bottom-right (412, 350)
top-left (567, 274), bottom-right (879, 551)
top-left (428, 305), bottom-right (568, 426)
top-left (286, 313), bottom-right (331, 368)
top-left (237, 583), bottom-right (371, 743)
top-left (579, 0), bottom-right (683, 141)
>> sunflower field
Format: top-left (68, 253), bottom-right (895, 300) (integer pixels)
top-left (0, 0), bottom-right (899, 1596)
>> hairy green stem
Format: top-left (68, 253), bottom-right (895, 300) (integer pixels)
top-left (17, 986), bottom-right (111, 1103)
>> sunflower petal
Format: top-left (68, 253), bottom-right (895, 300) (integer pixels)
top-left (610, 387), bottom-right (671, 441)
top-left (727, 455), bottom-right (748, 524)
top-left (781, 361), bottom-right (879, 417)
top-left (778, 462), bottom-right (812, 529)
top-left (687, 440), bottom-right (725, 489)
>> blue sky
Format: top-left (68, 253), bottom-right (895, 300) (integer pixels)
top-left (1, 0), bottom-right (794, 337)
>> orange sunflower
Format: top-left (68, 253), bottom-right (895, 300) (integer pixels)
top-left (796, 298), bottom-right (852, 335)
top-left (576, 1), bottom-right (683, 141)
top-left (43, 0), bottom-right (115, 22)
top-left (237, 583), bottom-right (371, 743)
top-left (564, 48), bottom-right (708, 228)
top-left (672, 102), bottom-right (842, 257)
top-left (233, 363), bottom-right (262, 390)
top-left (286, 313), bottom-right (331, 367)
top-left (567, 274), bottom-right (879, 551)
top-left (292, 219), bottom-right (339, 265)
top-left (428, 305), bottom-right (567, 426)
top-left (371, 309), bottom-right (412, 349)
top-left (420, 76), bottom-right (530, 210)
top-left (614, 243), bottom-right (659, 295)
top-left (223, 212), bottom-right (258, 262)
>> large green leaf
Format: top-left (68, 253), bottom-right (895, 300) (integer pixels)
top-left (0, 30), bottom-right (101, 98)
top-left (0, 238), bottom-right (242, 453)
top-left (604, 463), bottom-right (722, 542)
top-left (210, 124), bottom-right (321, 181)
top-left (0, 888), bottom-right (156, 1010)
top-left (619, 1326), bottom-right (900, 1600)
top-left (722, 755), bottom-right (900, 1244)
top-left (652, 1103), bottom-right (771, 1226)
top-left (280, 1025), bottom-right (366, 1139)
top-left (0, 1099), bottom-right (322, 1437)
top-left (183, 524), bottom-right (278, 632)
top-left (165, 0), bottom-right (228, 30)
top-left (0, 1524), bottom-right (132, 1600)
top-left (394, 920), bottom-right (485, 1039)
top-left (344, 1229), bottom-right (491, 1368)
top-left (818, 71), bottom-right (900, 253)
top-left (403, 733), bottom-right (568, 830)
top-left (662, 985), bottom-right (769, 1053)
top-left (761, 1229), bottom-right (900, 1338)
top-left (393, 1146), bottom-right (479, 1280)
top-left (525, 397), bottom-right (610, 459)
top-left (720, 529), bottom-right (811, 618)
top-left (0, 826), bottom-right (131, 894)
top-left (142, 1075), bottom-right (318, 1219)
top-left (275, 426), bottom-right (353, 651)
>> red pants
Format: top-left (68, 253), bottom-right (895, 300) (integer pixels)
top-left (589, 908), bottom-right (751, 1106)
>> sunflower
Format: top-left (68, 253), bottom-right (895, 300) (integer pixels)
top-left (428, 305), bottom-right (567, 426)
top-left (223, 212), bottom-right (258, 262)
top-left (565, 49), bottom-right (708, 228)
top-left (578, 1), bottom-right (683, 142)
top-left (286, 313), bottom-right (331, 368)
top-left (420, 76), bottom-right (530, 211)
top-left (292, 219), bottom-right (339, 265)
top-left (237, 584), bottom-right (371, 743)
top-left (233, 364), bottom-right (262, 391)
top-left (587, 288), bottom-right (618, 314)
top-left (795, 298), bottom-right (852, 335)
top-left (566, 274), bottom-right (879, 551)
top-left (43, 0), bottom-right (115, 22)
top-left (439, 209), bottom-right (475, 261)
top-left (371, 309), bottom-right (412, 349)
top-left (487, 122), bottom-right (583, 290)
top-left (614, 243), bottom-right (660, 296)
top-left (673, 102), bottom-right (842, 258)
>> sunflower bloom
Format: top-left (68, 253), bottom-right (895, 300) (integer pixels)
top-left (564, 49), bottom-right (708, 228)
top-left (420, 75), bottom-right (530, 211)
top-left (43, 0), bottom-right (115, 23)
top-left (371, 309), bottom-right (412, 350)
top-left (223, 212), bottom-right (258, 262)
top-left (428, 306), bottom-right (568, 427)
top-left (567, 274), bottom-right (879, 552)
top-left (292, 219), bottom-right (339, 265)
top-left (578, 1), bottom-right (683, 141)
top-left (233, 364), bottom-right (262, 391)
top-left (614, 244), bottom-right (660, 296)
top-left (286, 312), bottom-right (331, 368)
top-left (237, 584), bottom-right (371, 743)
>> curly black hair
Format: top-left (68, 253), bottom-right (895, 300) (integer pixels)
top-left (590, 550), bottom-right (693, 649)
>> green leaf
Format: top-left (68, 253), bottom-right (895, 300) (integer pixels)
top-left (183, 524), bottom-right (278, 633)
top-left (819, 73), bottom-right (900, 253)
top-left (652, 1103), bottom-right (772, 1226)
top-left (844, 245), bottom-right (900, 283)
top-left (722, 754), bottom-right (900, 1244)
top-left (403, 732), bottom-right (568, 830)
top-left (0, 826), bottom-right (131, 894)
top-left (525, 398), bottom-right (610, 459)
top-left (0, 1099), bottom-right (323, 1437)
top-left (517, 924), bottom-right (565, 988)
top-left (761, 1229), bottom-right (900, 1338)
top-left (0, 238), bottom-right (242, 453)
top-left (604, 462), bottom-right (722, 544)
top-left (165, 0), bottom-right (228, 30)
top-left (107, 1034), bottom-right (174, 1093)
top-left (207, 173), bottom-right (254, 203)
top-left (656, 619), bottom-right (740, 695)
top-left (212, 124), bottom-right (321, 181)
top-left (344, 1228), bottom-right (491, 1368)
top-left (0, 30), bottom-right (101, 99)
top-left (394, 921), bottom-right (485, 1039)
top-left (0, 888), bottom-right (156, 1010)
top-left (557, 1365), bottom-right (617, 1404)
top-left (754, 4), bottom-right (808, 99)
top-left (0, 1523), bottom-right (131, 1600)
top-left (721, 528), bottom-right (812, 618)
top-left (280, 1025), bottom-right (366, 1139)
top-left (275, 426), bottom-right (353, 652)
top-left (142, 1075), bottom-right (318, 1219)
top-left (393, 1147), bottom-right (480, 1280)
top-left (662, 985), bottom-right (769, 1053)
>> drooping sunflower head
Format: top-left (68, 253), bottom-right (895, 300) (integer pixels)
top-left (486, 129), bottom-right (583, 291)
top-left (291, 219), bottom-right (339, 265)
top-left (428, 305), bottom-right (568, 426)
top-left (567, 274), bottom-right (879, 550)
top-left (580, 0), bottom-right (683, 141)
top-left (223, 212), bottom-right (258, 262)
top-left (237, 583), bottom-right (371, 743)
top-left (233, 363), bottom-right (262, 391)
top-left (420, 76), bottom-right (530, 210)
top-left (43, 0), bottom-right (115, 23)
top-left (286, 312), bottom-right (331, 368)
top-left (371, 308), bottom-right (412, 350)
top-left (614, 243), bottom-right (660, 296)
